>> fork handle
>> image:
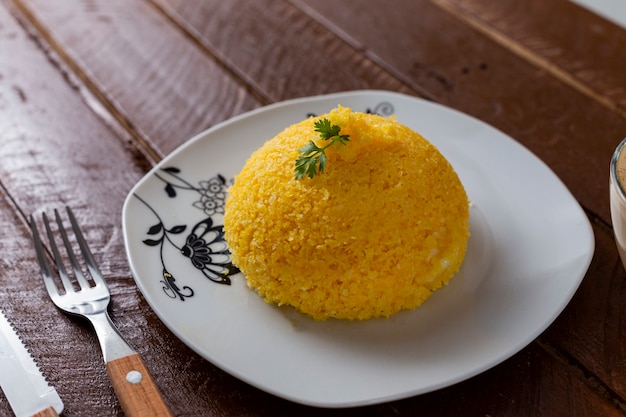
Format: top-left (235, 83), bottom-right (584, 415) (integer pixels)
top-left (106, 353), bottom-right (173, 417)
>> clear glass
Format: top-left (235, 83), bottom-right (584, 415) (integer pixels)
top-left (610, 137), bottom-right (626, 268)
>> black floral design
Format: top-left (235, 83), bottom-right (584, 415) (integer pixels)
top-left (161, 268), bottom-right (194, 301)
top-left (134, 168), bottom-right (238, 301)
top-left (192, 177), bottom-right (228, 216)
top-left (181, 217), bottom-right (238, 284)
top-left (366, 101), bottom-right (394, 116)
top-left (306, 101), bottom-right (395, 118)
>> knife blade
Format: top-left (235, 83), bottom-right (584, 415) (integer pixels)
top-left (0, 309), bottom-right (63, 417)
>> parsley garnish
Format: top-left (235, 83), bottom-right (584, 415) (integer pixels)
top-left (295, 118), bottom-right (350, 179)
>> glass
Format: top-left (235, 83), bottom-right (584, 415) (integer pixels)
top-left (610, 137), bottom-right (626, 267)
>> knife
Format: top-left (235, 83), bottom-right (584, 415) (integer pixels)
top-left (0, 309), bottom-right (64, 417)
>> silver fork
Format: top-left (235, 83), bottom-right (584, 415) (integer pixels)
top-left (30, 207), bottom-right (172, 417)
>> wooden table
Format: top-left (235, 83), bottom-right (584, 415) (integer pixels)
top-left (1, 1), bottom-right (625, 415)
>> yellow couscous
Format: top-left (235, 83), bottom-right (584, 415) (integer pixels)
top-left (224, 106), bottom-right (469, 320)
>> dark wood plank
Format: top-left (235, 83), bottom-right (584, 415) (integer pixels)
top-left (15, 0), bottom-right (261, 159)
top-left (545, 221), bottom-right (626, 404)
top-left (0, 5), bottom-right (137, 415)
top-left (391, 338), bottom-right (625, 417)
top-left (150, 0), bottom-right (417, 100)
top-left (294, 0), bottom-right (626, 224)
top-left (433, 0), bottom-right (626, 119)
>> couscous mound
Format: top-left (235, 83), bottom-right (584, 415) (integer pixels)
top-left (224, 106), bottom-right (469, 320)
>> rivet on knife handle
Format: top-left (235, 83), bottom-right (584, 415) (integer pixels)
top-left (107, 353), bottom-right (172, 417)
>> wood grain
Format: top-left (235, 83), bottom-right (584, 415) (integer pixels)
top-left (433, 0), bottom-right (626, 118)
top-left (0, 2), bottom-right (148, 415)
top-left (391, 338), bottom-right (625, 417)
top-left (14, 0), bottom-right (262, 159)
top-left (545, 221), bottom-right (626, 404)
top-left (152, 0), bottom-right (417, 101)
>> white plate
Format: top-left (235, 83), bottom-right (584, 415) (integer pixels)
top-left (122, 90), bottom-right (594, 408)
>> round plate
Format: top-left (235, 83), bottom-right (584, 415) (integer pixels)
top-left (122, 90), bottom-right (594, 407)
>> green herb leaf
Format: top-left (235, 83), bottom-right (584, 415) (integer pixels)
top-left (295, 118), bottom-right (350, 179)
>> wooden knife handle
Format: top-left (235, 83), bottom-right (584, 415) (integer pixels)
top-left (31, 407), bottom-right (59, 417)
top-left (106, 353), bottom-right (173, 417)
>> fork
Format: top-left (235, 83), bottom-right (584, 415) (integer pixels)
top-left (30, 207), bottom-right (172, 417)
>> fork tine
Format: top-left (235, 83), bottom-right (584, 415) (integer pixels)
top-left (42, 211), bottom-right (77, 294)
top-left (52, 208), bottom-right (92, 290)
top-left (65, 207), bottom-right (107, 288)
top-left (30, 214), bottom-right (62, 298)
